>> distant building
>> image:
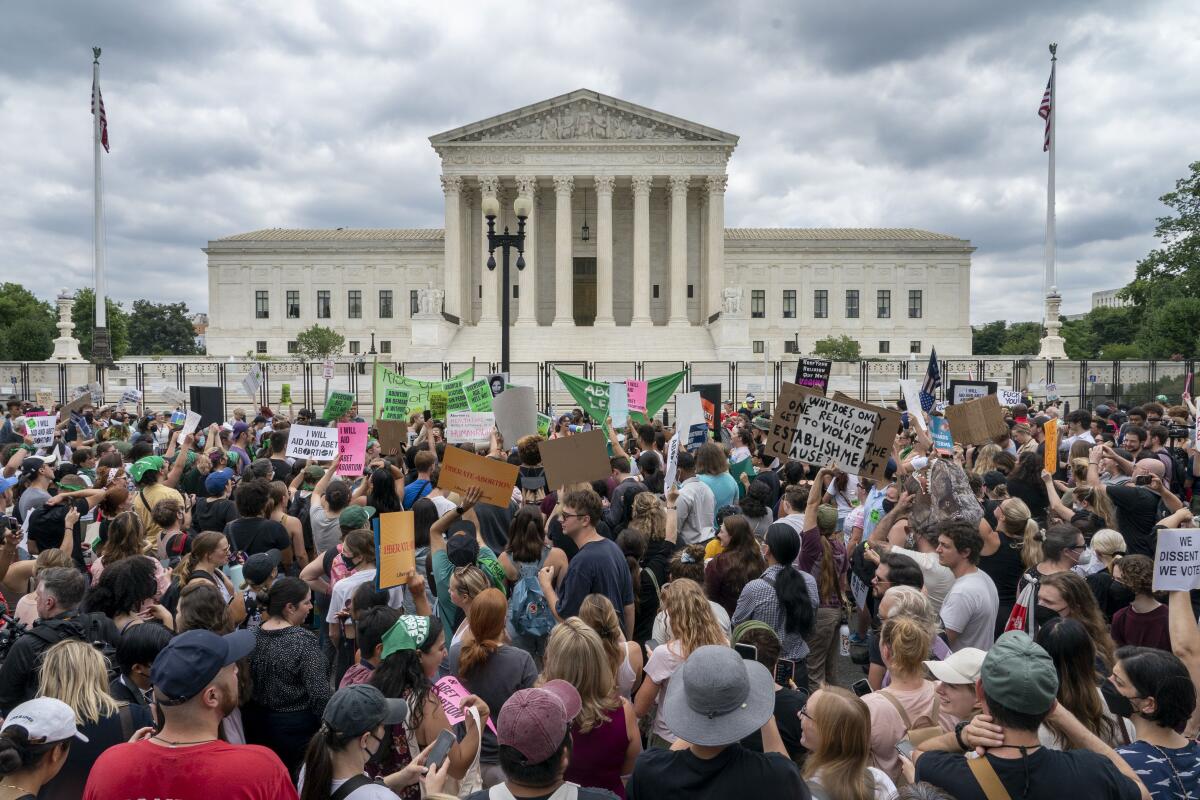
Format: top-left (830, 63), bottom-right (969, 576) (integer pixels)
top-left (1092, 289), bottom-right (1130, 310)
top-left (191, 313), bottom-right (208, 352)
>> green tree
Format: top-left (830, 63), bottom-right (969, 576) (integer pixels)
top-left (295, 324), bottom-right (345, 360)
top-left (72, 289), bottom-right (129, 361)
top-left (126, 300), bottom-right (200, 356)
top-left (811, 335), bottom-right (861, 361)
top-left (999, 322), bottom-right (1042, 355)
top-left (1099, 343), bottom-right (1141, 360)
top-left (971, 320), bottom-right (1007, 355)
top-left (1122, 160), bottom-right (1200, 309)
top-left (1060, 317), bottom-right (1097, 360)
top-left (0, 283), bottom-right (56, 361)
top-left (1134, 296), bottom-right (1200, 358)
top-left (1086, 306), bottom-right (1137, 348)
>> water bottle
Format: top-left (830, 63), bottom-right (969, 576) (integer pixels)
top-left (839, 624), bottom-right (851, 657)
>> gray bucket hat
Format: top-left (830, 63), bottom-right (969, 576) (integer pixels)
top-left (661, 644), bottom-right (776, 746)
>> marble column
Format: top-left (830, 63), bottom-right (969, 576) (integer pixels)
top-left (440, 175), bottom-right (463, 320)
top-left (515, 176), bottom-right (538, 326)
top-left (594, 175), bottom-right (615, 326)
top-left (479, 176), bottom-right (499, 324)
top-left (668, 175), bottom-right (690, 326)
top-left (553, 175), bottom-right (574, 325)
top-left (631, 175), bottom-right (653, 325)
top-left (705, 175), bottom-right (727, 321)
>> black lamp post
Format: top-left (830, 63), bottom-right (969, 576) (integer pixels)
top-left (484, 193), bottom-right (530, 373)
top-left (368, 328), bottom-right (377, 355)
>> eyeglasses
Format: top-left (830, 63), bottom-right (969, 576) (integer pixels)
top-left (1067, 544), bottom-right (1086, 551)
top-left (560, 513), bottom-right (585, 521)
top-left (799, 707), bottom-right (814, 722)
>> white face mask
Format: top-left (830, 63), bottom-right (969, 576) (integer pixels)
top-left (1076, 549), bottom-right (1093, 566)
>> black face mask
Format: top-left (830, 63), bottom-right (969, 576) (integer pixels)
top-left (341, 554), bottom-right (357, 571)
top-left (1101, 679), bottom-right (1136, 718)
top-left (881, 500), bottom-right (897, 514)
top-left (1033, 604), bottom-right (1060, 627)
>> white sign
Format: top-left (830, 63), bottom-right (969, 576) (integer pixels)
top-left (789, 394), bottom-right (881, 476)
top-left (242, 366), bottom-right (262, 400)
top-left (608, 383), bottom-right (629, 428)
top-left (161, 387), bottom-right (188, 407)
top-left (285, 424), bottom-right (339, 460)
top-left (322, 360), bottom-right (335, 381)
top-left (25, 415), bottom-right (56, 447)
top-left (998, 389), bottom-right (1024, 407)
top-left (119, 388), bottom-right (142, 407)
top-left (663, 432), bottom-right (680, 491)
top-left (898, 379), bottom-right (927, 431)
top-left (1153, 529), bottom-right (1200, 592)
top-left (446, 411), bottom-right (495, 443)
top-left (180, 411), bottom-right (202, 438)
top-left (1045, 383), bottom-right (1060, 402)
top-left (674, 393), bottom-right (704, 447)
top-left (87, 382), bottom-right (104, 405)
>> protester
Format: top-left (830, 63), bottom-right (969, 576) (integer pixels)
top-left (1087, 528), bottom-right (1134, 620)
top-left (672, 450), bottom-right (716, 545)
top-left (82, 554), bottom-right (174, 633)
top-left (498, 505), bottom-right (566, 658)
top-left (801, 686), bottom-right (897, 800)
top-left (165, 530), bottom-right (247, 625)
top-left (0, 698), bottom-right (88, 799)
top-left (733, 621), bottom-right (808, 762)
top-left (578, 594), bottom-right (643, 700)
top-left (1037, 571), bottom-right (1117, 671)
top-left (111, 620), bottom-right (173, 706)
top-left (936, 520), bottom-right (999, 651)
top-left (1110, 555), bottom-right (1171, 651)
top-left (1034, 617), bottom-right (1131, 749)
top-left (704, 514), bottom-right (766, 616)
top-left (800, 470), bottom-right (849, 690)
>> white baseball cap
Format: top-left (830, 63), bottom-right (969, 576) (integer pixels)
top-left (925, 647), bottom-right (986, 686)
top-left (0, 698), bottom-right (89, 743)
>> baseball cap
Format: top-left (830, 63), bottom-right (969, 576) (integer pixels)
top-left (445, 523), bottom-right (479, 568)
top-left (980, 631), bottom-right (1058, 715)
top-left (751, 416), bottom-right (771, 432)
top-left (130, 456), bottom-right (166, 483)
top-left (231, 421), bottom-right (250, 438)
top-left (0, 697), bottom-right (89, 743)
top-left (0, 475), bottom-right (18, 493)
top-left (380, 615), bottom-right (434, 660)
top-left (339, 505), bottom-right (374, 530)
top-left (925, 647), bottom-right (987, 685)
top-left (205, 468), bottom-right (235, 495)
top-left (302, 464), bottom-right (326, 489)
top-left (152, 629), bottom-right (255, 706)
top-left (815, 504), bottom-right (839, 533)
top-left (497, 680), bottom-right (582, 764)
top-left (242, 549), bottom-right (281, 586)
top-left (323, 685), bottom-right (408, 739)
top-left (19, 457), bottom-right (47, 480)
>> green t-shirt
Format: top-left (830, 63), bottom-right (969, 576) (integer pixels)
top-left (431, 546), bottom-right (506, 633)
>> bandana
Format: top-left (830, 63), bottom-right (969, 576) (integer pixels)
top-left (380, 615), bottom-right (432, 660)
top-left (129, 456), bottom-right (165, 483)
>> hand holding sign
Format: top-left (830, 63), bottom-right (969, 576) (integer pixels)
top-left (1154, 529), bottom-right (1200, 591)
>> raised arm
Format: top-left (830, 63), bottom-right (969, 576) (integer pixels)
top-left (164, 434), bottom-right (193, 489)
top-left (805, 467), bottom-right (828, 530)
top-left (430, 486), bottom-right (482, 548)
top-left (604, 418), bottom-right (631, 462)
top-left (1170, 589), bottom-right (1200, 738)
top-left (1041, 470), bottom-right (1075, 523)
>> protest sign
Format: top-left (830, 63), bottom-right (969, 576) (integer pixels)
top-left (464, 379), bottom-right (494, 412)
top-left (169, 410), bottom-right (187, 427)
top-left (898, 379), bottom-right (927, 431)
top-left (486, 374), bottom-right (508, 397)
top-left (998, 389), bottom-right (1023, 407)
top-left (323, 390), bottom-right (355, 421)
top-left (337, 422), bottom-right (369, 477)
top-left (69, 385), bottom-right (89, 401)
top-left (180, 411), bottom-right (202, 438)
top-left (376, 419), bottom-right (408, 457)
top-left (608, 383), bottom-right (629, 427)
top-left (555, 369), bottom-right (685, 424)
top-left (626, 380), bottom-right (647, 414)
top-left (439, 445), bottom-right (519, 507)
top-left (429, 391), bottom-right (449, 420)
top-left (322, 360), bottom-right (335, 381)
top-left (241, 366), bottom-right (262, 400)
top-left (1153, 529), bottom-right (1200, 591)
top-left (434, 675), bottom-right (498, 735)
top-left (279, 383), bottom-right (292, 405)
top-left (674, 392), bottom-right (705, 450)
top-left (35, 391), bottom-right (55, 410)
top-left (930, 416), bottom-right (954, 454)
top-left (379, 387), bottom-right (411, 421)
top-left (374, 512), bottom-right (416, 589)
top-left (764, 383), bottom-right (821, 464)
top-left (161, 387), bottom-right (188, 407)
top-left (536, 413), bottom-right (552, 437)
top-left (444, 380), bottom-right (469, 414)
top-left (693, 384), bottom-right (722, 440)
top-left (87, 382), bottom-right (104, 405)
top-left (118, 388), bottom-right (142, 407)
top-left (285, 424), bottom-right (339, 461)
top-left (540, 430), bottom-right (611, 489)
top-left (1043, 418), bottom-right (1059, 474)
top-left (26, 414), bottom-right (56, 447)
top-left (1046, 383), bottom-right (1060, 402)
top-left (947, 380), bottom-right (997, 405)
top-left (373, 365), bottom-right (475, 419)
top-left (446, 411), bottom-right (495, 443)
top-left (944, 394), bottom-right (1009, 447)
top-left (663, 432), bottom-right (680, 490)
top-left (795, 358), bottom-right (832, 392)
top-left (789, 394), bottom-right (896, 482)
top-left (829, 394), bottom-right (903, 485)
top-left (57, 392), bottom-right (92, 422)
top-left (493, 386), bottom-right (537, 445)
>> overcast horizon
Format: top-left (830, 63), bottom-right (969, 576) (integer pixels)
top-left (3, 1), bottom-right (1197, 323)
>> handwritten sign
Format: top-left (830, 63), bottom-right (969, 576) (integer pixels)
top-left (180, 411), bottom-right (202, 438)
top-left (434, 675), bottom-right (498, 735)
top-left (790, 395), bottom-right (882, 478)
top-left (446, 411), bottom-right (495, 443)
top-left (764, 383), bottom-right (821, 464)
top-left (464, 379), bottom-right (494, 412)
top-left (1043, 417), bottom-right (1059, 474)
top-left (285, 424), bottom-right (339, 461)
top-left (1153, 529), bottom-right (1200, 591)
top-left (998, 389), bottom-right (1024, 407)
top-left (608, 383), bottom-right (629, 427)
top-left (380, 387), bottom-right (411, 421)
top-left (26, 414), bottom-right (56, 447)
top-left (35, 391), bottom-right (55, 410)
top-left (161, 387), bottom-right (188, 407)
top-left (374, 511), bottom-right (415, 589)
top-left (626, 380), bottom-right (647, 414)
top-left (241, 366), bottom-right (262, 400)
top-left (930, 416), bottom-right (954, 454)
top-left (439, 445), bottom-right (518, 508)
top-left (324, 390), bottom-right (355, 421)
top-left (898, 379), bottom-right (927, 431)
top-left (795, 358), bottom-right (832, 392)
top-left (429, 391), bottom-right (449, 420)
top-left (337, 422), bottom-right (368, 477)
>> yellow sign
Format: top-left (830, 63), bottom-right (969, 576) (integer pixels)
top-left (375, 511), bottom-right (416, 590)
top-left (1043, 418), bottom-right (1058, 475)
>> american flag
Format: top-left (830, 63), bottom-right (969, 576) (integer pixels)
top-left (92, 76), bottom-right (109, 153)
top-left (1038, 64), bottom-right (1054, 152)
top-left (918, 348), bottom-right (941, 412)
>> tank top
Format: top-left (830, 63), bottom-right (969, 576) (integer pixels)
top-left (979, 536), bottom-right (1024, 634)
top-left (617, 644), bottom-right (636, 699)
top-left (564, 707), bottom-right (630, 799)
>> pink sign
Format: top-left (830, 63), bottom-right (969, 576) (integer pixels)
top-left (336, 422), bottom-right (368, 477)
top-left (626, 380), bottom-right (647, 414)
top-left (434, 675), bottom-right (498, 734)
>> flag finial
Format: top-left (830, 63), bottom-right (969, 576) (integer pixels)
top-left (1049, 42), bottom-right (1057, 59)
top-left (92, 46), bottom-right (101, 63)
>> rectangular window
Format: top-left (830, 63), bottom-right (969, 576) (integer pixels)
top-left (349, 341), bottom-right (360, 355)
top-left (378, 290), bottom-right (393, 319)
top-left (846, 289), bottom-right (859, 319)
top-left (877, 290), bottom-right (891, 319)
top-left (256, 340), bottom-right (267, 354)
top-left (317, 290), bottom-right (331, 319)
top-left (652, 284), bottom-right (660, 299)
top-left (380, 340), bottom-right (391, 354)
top-left (347, 290), bottom-right (362, 319)
top-left (751, 290), bottom-right (765, 318)
top-left (784, 340), bottom-right (799, 354)
top-left (286, 340), bottom-right (297, 354)
top-left (753, 340), bottom-right (764, 354)
top-left (513, 285), bottom-right (519, 299)
top-left (410, 290), bottom-right (419, 316)
top-left (687, 284), bottom-right (694, 299)
top-left (782, 290), bottom-right (796, 319)
top-left (255, 290), bottom-right (269, 319)
top-left (814, 290), bottom-right (828, 319)
top-left (910, 340), bottom-right (922, 353)
top-left (878, 341), bottom-right (890, 354)
top-left (286, 290), bottom-right (300, 319)
top-left (908, 289), bottom-right (923, 318)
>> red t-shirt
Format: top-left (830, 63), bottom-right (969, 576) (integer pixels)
top-left (83, 738), bottom-right (299, 800)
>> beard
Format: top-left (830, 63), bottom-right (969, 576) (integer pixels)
top-left (216, 682), bottom-right (239, 718)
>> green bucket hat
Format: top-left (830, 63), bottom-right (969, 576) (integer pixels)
top-left (381, 615), bottom-right (432, 660)
top-left (339, 505), bottom-right (375, 530)
top-left (815, 503), bottom-right (839, 534)
top-left (302, 464), bottom-right (326, 489)
top-left (981, 631), bottom-right (1059, 715)
top-left (130, 456), bottom-right (166, 483)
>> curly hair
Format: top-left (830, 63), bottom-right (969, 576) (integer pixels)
top-left (370, 616), bottom-right (444, 731)
top-left (102, 511), bottom-right (149, 563)
top-left (660, 578), bottom-right (726, 657)
top-left (628, 493), bottom-right (666, 541)
top-left (82, 555), bottom-right (158, 618)
top-left (1114, 554), bottom-right (1154, 596)
top-left (667, 544), bottom-right (707, 583)
top-left (516, 435), bottom-right (544, 466)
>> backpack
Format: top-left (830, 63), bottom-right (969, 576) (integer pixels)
top-left (1165, 447), bottom-right (1190, 497)
top-left (288, 490), bottom-right (314, 553)
top-left (509, 549), bottom-right (555, 639)
top-left (28, 614), bottom-right (120, 683)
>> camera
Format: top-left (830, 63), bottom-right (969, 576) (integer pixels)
top-left (1167, 424), bottom-right (1191, 440)
top-left (1, 515), bottom-right (17, 533)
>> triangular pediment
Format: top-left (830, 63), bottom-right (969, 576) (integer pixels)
top-left (430, 89), bottom-right (738, 146)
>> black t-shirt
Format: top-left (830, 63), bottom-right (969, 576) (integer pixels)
top-left (1088, 568), bottom-right (1135, 621)
top-left (740, 687), bottom-right (808, 762)
top-left (179, 467), bottom-right (208, 498)
top-left (40, 703), bottom-right (154, 800)
top-left (474, 501), bottom-right (514, 554)
top-left (915, 748), bottom-right (1141, 800)
top-left (1107, 484), bottom-right (1165, 556)
top-left (192, 496), bottom-right (238, 535)
top-left (223, 516), bottom-right (290, 556)
top-left (549, 516), bottom-right (615, 560)
top-left (28, 498), bottom-right (89, 569)
top-left (270, 458), bottom-right (294, 483)
top-left (627, 743), bottom-right (807, 800)
top-left (1006, 477), bottom-right (1049, 524)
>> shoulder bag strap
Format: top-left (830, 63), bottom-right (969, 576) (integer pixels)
top-left (117, 702), bottom-right (134, 742)
top-left (138, 490), bottom-right (152, 513)
top-left (646, 568), bottom-right (661, 600)
top-left (966, 755), bottom-right (1015, 800)
top-left (877, 689), bottom-right (913, 730)
top-left (330, 774), bottom-right (377, 800)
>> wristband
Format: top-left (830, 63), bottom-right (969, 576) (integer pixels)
top-left (954, 719), bottom-right (969, 750)
top-left (455, 506), bottom-right (465, 516)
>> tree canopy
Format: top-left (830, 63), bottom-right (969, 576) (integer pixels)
top-left (72, 289), bottom-right (130, 362)
top-left (0, 284), bottom-right (56, 361)
top-left (295, 324), bottom-right (345, 360)
top-left (811, 334), bottom-right (861, 361)
top-left (127, 300), bottom-right (200, 356)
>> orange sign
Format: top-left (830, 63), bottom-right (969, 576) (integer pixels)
top-left (1043, 418), bottom-right (1059, 475)
top-left (439, 445), bottom-right (519, 508)
top-left (374, 511), bottom-right (416, 589)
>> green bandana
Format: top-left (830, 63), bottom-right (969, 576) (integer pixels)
top-left (381, 615), bottom-right (432, 659)
top-left (130, 456), bottom-right (165, 483)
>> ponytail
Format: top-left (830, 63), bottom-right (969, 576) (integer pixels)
top-left (298, 723), bottom-right (353, 800)
top-left (765, 524), bottom-right (813, 637)
top-left (0, 725), bottom-right (66, 776)
top-left (816, 534), bottom-right (839, 603)
top-left (1022, 527), bottom-right (1045, 569)
top-left (458, 588), bottom-right (506, 678)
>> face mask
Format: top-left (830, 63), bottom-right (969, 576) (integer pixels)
top-left (341, 554), bottom-right (357, 571)
top-left (363, 732), bottom-right (386, 764)
top-left (1076, 549), bottom-right (1093, 566)
top-left (1101, 679), bottom-right (1136, 718)
top-left (881, 500), bottom-right (896, 514)
top-left (1033, 604), bottom-right (1060, 627)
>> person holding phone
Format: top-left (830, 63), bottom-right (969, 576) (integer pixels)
top-left (1086, 448), bottom-right (1182, 558)
top-left (733, 621), bottom-right (808, 763)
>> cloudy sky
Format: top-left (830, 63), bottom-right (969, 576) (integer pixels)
top-left (3, 1), bottom-right (1197, 322)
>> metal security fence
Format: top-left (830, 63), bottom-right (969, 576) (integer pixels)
top-left (1, 358), bottom-right (1194, 423)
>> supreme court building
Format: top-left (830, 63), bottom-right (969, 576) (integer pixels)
top-left (204, 89), bottom-right (974, 361)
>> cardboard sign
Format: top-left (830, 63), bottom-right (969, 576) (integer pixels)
top-left (380, 387), bottom-right (411, 421)
top-left (930, 416), bottom-right (954, 454)
top-left (323, 390), bottom-right (355, 421)
top-left (898, 379), bottom-right (927, 431)
top-left (26, 414), bottom-right (56, 447)
top-left (626, 380), bottom-right (647, 414)
top-left (608, 383), bottom-right (629, 427)
top-left (539, 429), bottom-right (611, 490)
top-left (486, 374), bottom-right (508, 397)
top-left (377, 419), bottom-right (408, 457)
top-left (57, 392), bottom-right (92, 422)
top-left (947, 380), bottom-right (997, 405)
top-left (1043, 417), bottom-right (1059, 474)
top-left (439, 445), bottom-right (519, 508)
top-left (493, 386), bottom-right (538, 446)
top-left (464, 379), bottom-right (494, 412)
top-left (285, 424), bottom-right (339, 461)
top-left (789, 394), bottom-right (891, 481)
top-left (663, 432), bottom-right (680, 490)
top-left (337, 422), bottom-right (369, 476)
top-left (161, 387), bottom-right (188, 407)
top-left (434, 675), bottom-right (498, 735)
top-left (1153, 529), bottom-right (1200, 591)
top-left (241, 366), bottom-right (262, 400)
top-left (944, 394), bottom-right (1009, 447)
top-left (322, 360), bottom-right (335, 380)
top-left (445, 380), bottom-right (469, 414)
top-left (374, 511), bottom-right (416, 589)
top-left (35, 391), bottom-right (55, 410)
top-left (446, 411), bottom-right (495, 443)
top-left (998, 389), bottom-right (1023, 407)
top-left (795, 358), bottom-right (832, 392)
top-left (429, 391), bottom-right (449, 420)
top-left (764, 383), bottom-right (822, 464)
top-left (180, 411), bottom-right (202, 438)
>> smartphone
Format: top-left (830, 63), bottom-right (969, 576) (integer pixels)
top-left (426, 728), bottom-right (456, 771)
top-left (423, 410), bottom-right (432, 422)
top-left (851, 678), bottom-right (872, 697)
top-left (896, 738), bottom-right (915, 759)
top-left (734, 642), bottom-right (758, 661)
top-left (1135, 475), bottom-right (1152, 486)
top-left (774, 658), bottom-right (795, 686)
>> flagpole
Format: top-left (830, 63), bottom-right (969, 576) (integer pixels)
top-left (1037, 42), bottom-right (1066, 359)
top-left (91, 46), bottom-right (113, 367)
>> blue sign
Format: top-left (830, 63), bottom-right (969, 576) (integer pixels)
top-left (930, 416), bottom-right (955, 452)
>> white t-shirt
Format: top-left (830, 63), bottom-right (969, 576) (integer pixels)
top-left (825, 476), bottom-right (860, 520)
top-left (891, 546), bottom-right (956, 615)
top-left (325, 568), bottom-right (405, 623)
top-left (296, 770), bottom-right (394, 799)
top-left (939, 569), bottom-right (999, 651)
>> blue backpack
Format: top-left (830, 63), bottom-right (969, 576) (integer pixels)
top-left (510, 551), bottom-right (555, 638)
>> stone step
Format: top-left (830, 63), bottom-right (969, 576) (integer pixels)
top-left (444, 321), bottom-right (718, 362)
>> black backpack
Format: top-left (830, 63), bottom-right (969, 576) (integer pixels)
top-left (1165, 447), bottom-right (1191, 497)
top-left (28, 615), bottom-right (119, 682)
top-left (288, 491), bottom-right (315, 554)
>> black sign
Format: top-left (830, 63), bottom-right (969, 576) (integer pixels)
top-left (794, 359), bottom-right (831, 392)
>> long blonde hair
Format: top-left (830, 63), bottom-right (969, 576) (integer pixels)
top-left (578, 594), bottom-right (624, 681)
top-left (173, 531), bottom-right (225, 585)
top-left (660, 578), bottom-right (726, 657)
top-left (996, 498), bottom-right (1041, 568)
top-left (541, 619), bottom-right (620, 733)
top-left (802, 687), bottom-right (875, 800)
top-left (973, 443), bottom-right (1002, 476)
top-left (629, 493), bottom-right (666, 541)
top-left (37, 639), bottom-right (120, 725)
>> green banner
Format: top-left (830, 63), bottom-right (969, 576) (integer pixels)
top-left (373, 365), bottom-right (475, 419)
top-left (554, 369), bottom-right (686, 424)
top-left (465, 379), bottom-right (493, 412)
